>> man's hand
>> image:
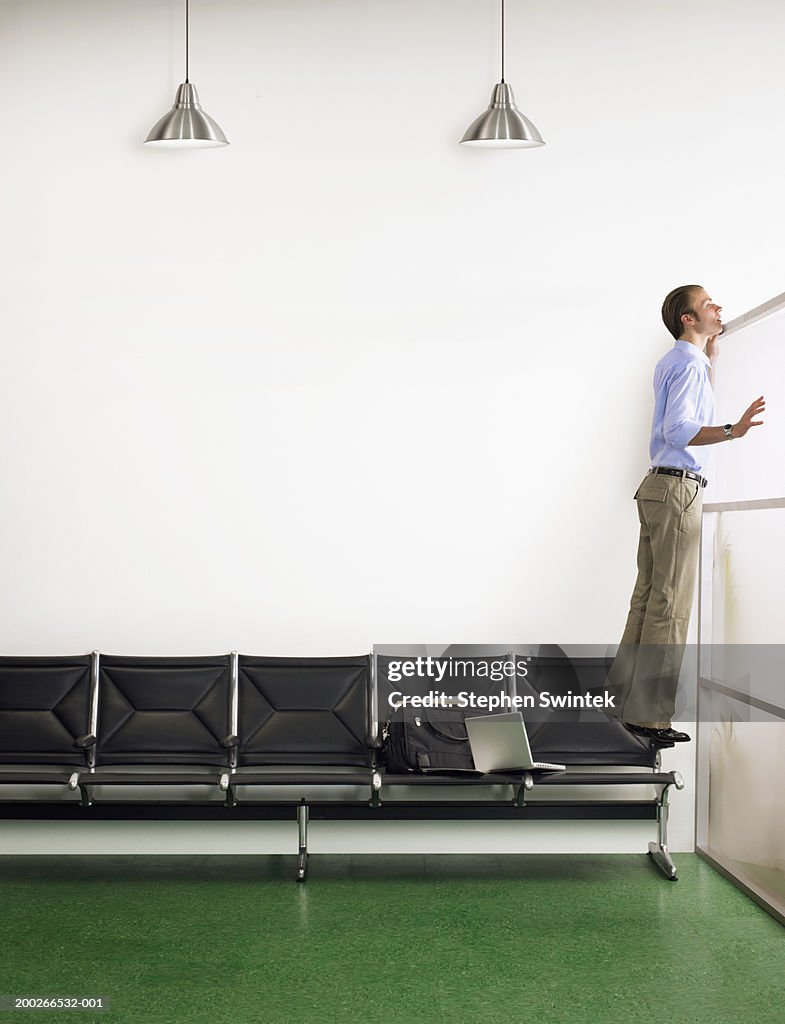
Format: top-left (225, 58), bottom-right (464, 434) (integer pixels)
top-left (705, 333), bottom-right (721, 387)
top-left (734, 395), bottom-right (766, 438)
top-left (705, 333), bottom-right (721, 363)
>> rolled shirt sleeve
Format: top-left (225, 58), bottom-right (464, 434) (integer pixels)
top-left (661, 364), bottom-right (705, 448)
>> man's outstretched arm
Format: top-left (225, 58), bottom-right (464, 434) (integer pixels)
top-left (689, 395), bottom-right (766, 445)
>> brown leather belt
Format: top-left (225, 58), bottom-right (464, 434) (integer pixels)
top-left (649, 466), bottom-right (707, 488)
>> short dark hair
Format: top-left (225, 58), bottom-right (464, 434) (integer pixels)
top-left (662, 285), bottom-right (702, 340)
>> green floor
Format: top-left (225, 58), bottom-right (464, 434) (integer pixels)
top-left (1, 854), bottom-right (783, 1024)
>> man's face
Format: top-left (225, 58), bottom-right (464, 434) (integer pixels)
top-left (685, 289), bottom-right (723, 336)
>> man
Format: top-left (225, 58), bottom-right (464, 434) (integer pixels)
top-left (606, 285), bottom-right (765, 744)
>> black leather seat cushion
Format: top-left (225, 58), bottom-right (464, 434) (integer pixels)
top-left (0, 656), bottom-right (92, 766)
top-left (519, 656), bottom-right (656, 767)
top-left (237, 656), bottom-right (371, 767)
top-left (96, 655), bottom-right (231, 766)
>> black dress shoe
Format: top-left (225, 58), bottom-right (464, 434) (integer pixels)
top-left (624, 723), bottom-right (691, 744)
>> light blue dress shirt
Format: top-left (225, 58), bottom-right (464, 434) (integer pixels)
top-left (649, 341), bottom-right (715, 474)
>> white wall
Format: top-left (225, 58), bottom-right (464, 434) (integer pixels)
top-left (1, 0), bottom-right (784, 854)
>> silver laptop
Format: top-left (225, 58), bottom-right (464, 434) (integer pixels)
top-left (465, 711), bottom-right (565, 773)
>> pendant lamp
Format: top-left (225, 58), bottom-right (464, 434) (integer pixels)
top-left (145, 0), bottom-right (228, 148)
top-left (460, 0), bottom-right (544, 149)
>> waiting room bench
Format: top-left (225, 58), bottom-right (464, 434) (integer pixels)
top-left (0, 651), bottom-right (683, 881)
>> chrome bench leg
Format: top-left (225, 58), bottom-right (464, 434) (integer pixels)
top-left (648, 779), bottom-right (681, 881)
top-left (297, 801), bottom-right (309, 882)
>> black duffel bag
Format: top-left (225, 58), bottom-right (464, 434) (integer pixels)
top-left (382, 707), bottom-right (478, 773)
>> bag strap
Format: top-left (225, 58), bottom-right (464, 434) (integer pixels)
top-left (425, 720), bottom-right (469, 743)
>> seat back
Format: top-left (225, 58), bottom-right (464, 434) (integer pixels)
top-left (518, 654), bottom-right (656, 767)
top-left (237, 656), bottom-right (372, 767)
top-left (0, 655), bottom-right (93, 765)
top-left (96, 655), bottom-right (232, 766)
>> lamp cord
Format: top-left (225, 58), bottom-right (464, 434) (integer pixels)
top-left (499, 0), bottom-right (507, 82)
top-left (185, 0), bottom-right (190, 82)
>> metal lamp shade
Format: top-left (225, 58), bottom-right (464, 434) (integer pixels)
top-left (145, 83), bottom-right (228, 148)
top-left (460, 82), bottom-right (544, 148)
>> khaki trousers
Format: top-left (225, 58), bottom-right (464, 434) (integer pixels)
top-left (606, 471), bottom-right (703, 728)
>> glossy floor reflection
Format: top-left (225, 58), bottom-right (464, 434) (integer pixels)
top-left (0, 854), bottom-right (783, 1024)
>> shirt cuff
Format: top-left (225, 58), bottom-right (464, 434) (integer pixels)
top-left (665, 418), bottom-right (703, 448)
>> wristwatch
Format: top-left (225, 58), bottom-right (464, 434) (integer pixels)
top-left (723, 423), bottom-right (734, 439)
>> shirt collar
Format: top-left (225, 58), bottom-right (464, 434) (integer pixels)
top-left (675, 340), bottom-right (711, 368)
